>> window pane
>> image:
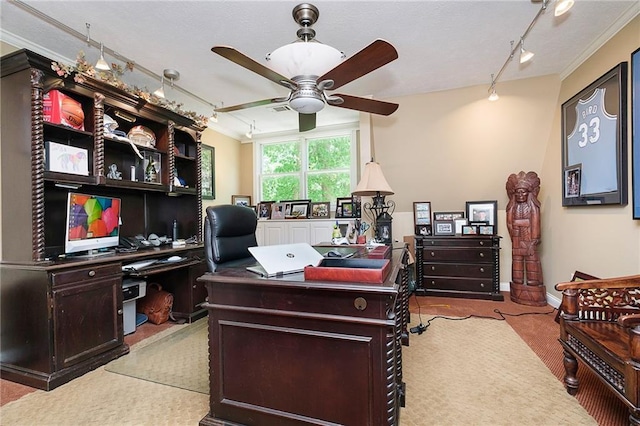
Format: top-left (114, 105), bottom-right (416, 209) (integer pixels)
top-left (262, 175), bottom-right (301, 201)
top-left (262, 141), bottom-right (300, 174)
top-left (307, 171), bottom-right (350, 203)
top-left (307, 136), bottom-right (351, 171)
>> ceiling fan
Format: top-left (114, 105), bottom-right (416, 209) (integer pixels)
top-left (212, 3), bottom-right (399, 132)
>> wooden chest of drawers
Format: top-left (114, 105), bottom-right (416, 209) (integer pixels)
top-left (415, 235), bottom-right (503, 300)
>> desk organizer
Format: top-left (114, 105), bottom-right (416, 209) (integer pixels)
top-left (304, 258), bottom-right (391, 284)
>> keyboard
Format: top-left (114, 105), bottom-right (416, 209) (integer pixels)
top-left (122, 259), bottom-right (157, 271)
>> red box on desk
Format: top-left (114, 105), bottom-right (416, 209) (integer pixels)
top-left (367, 245), bottom-right (391, 259)
top-left (43, 90), bottom-right (85, 131)
top-left (304, 258), bottom-right (391, 284)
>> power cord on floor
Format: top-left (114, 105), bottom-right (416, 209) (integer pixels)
top-left (409, 292), bottom-right (557, 335)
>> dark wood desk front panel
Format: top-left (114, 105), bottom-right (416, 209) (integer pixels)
top-left (198, 246), bottom-right (407, 426)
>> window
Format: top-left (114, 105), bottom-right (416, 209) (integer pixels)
top-left (257, 130), bottom-right (357, 204)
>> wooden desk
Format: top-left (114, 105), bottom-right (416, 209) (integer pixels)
top-left (198, 244), bottom-right (408, 426)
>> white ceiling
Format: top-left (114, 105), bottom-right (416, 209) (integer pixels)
top-left (1, 1), bottom-right (638, 140)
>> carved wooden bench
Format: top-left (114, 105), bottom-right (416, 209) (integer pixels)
top-left (556, 274), bottom-right (640, 425)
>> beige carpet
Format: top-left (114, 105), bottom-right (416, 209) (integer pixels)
top-left (0, 316), bottom-right (596, 426)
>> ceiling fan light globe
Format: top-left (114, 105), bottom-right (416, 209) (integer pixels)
top-left (267, 41), bottom-right (344, 78)
top-left (289, 96), bottom-right (325, 114)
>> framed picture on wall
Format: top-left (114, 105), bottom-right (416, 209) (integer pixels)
top-left (232, 195), bottom-right (252, 207)
top-left (632, 47), bottom-right (640, 218)
top-left (561, 62), bottom-right (628, 206)
top-left (201, 145), bottom-right (215, 200)
top-left (564, 164), bottom-right (582, 199)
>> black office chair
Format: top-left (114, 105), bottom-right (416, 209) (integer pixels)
top-left (204, 204), bottom-right (258, 272)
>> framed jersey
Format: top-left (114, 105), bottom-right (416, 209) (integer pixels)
top-left (561, 62), bottom-right (628, 207)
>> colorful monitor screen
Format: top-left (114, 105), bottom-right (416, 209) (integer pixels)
top-left (65, 192), bottom-right (121, 255)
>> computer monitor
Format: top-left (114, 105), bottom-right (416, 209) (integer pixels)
top-left (64, 192), bottom-right (121, 256)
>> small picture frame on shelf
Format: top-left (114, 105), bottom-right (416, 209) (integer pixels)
top-left (454, 218), bottom-right (468, 234)
top-left (258, 201), bottom-right (274, 219)
top-left (232, 195), bottom-right (252, 207)
top-left (465, 200), bottom-right (497, 233)
top-left (416, 224), bottom-right (432, 236)
top-left (478, 225), bottom-right (495, 235)
top-left (143, 151), bottom-right (162, 184)
top-left (413, 201), bottom-right (432, 226)
top-left (271, 202), bottom-right (285, 220)
top-left (289, 201), bottom-right (309, 219)
top-left (335, 197), bottom-right (354, 218)
top-left (433, 211), bottom-right (465, 222)
top-left (462, 225), bottom-right (478, 235)
top-left (310, 202), bottom-right (330, 218)
top-left (45, 141), bottom-right (89, 176)
top-left (433, 220), bottom-right (455, 236)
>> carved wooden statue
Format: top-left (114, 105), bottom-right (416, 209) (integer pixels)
top-left (505, 171), bottom-right (547, 306)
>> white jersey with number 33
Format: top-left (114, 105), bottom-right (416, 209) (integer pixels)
top-left (567, 87), bottom-right (617, 195)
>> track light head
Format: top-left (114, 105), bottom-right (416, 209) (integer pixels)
top-left (153, 75), bottom-right (165, 98)
top-left (488, 89), bottom-right (499, 102)
top-left (519, 39), bottom-right (534, 64)
top-left (95, 43), bottom-right (110, 71)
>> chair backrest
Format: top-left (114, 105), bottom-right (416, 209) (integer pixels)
top-left (204, 204), bottom-right (258, 272)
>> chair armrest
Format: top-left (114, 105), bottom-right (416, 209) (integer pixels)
top-left (555, 274), bottom-right (640, 291)
top-left (618, 313), bottom-right (640, 327)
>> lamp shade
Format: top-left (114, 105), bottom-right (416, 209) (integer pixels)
top-left (352, 161), bottom-right (394, 196)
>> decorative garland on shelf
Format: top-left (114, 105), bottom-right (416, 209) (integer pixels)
top-left (51, 51), bottom-right (209, 128)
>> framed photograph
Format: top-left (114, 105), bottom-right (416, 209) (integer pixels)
top-left (433, 211), bottom-right (464, 221)
top-left (310, 202), bottom-right (330, 218)
top-left (564, 164), bottom-right (582, 198)
top-left (232, 195), bottom-right (252, 207)
top-left (562, 62), bottom-right (628, 206)
top-left (454, 218), bottom-right (468, 234)
top-left (413, 201), bottom-right (432, 225)
top-left (270, 202), bottom-right (285, 220)
top-left (433, 220), bottom-right (455, 236)
top-left (289, 201), bottom-right (309, 219)
top-left (335, 197), bottom-right (354, 218)
top-left (465, 200), bottom-right (497, 233)
top-left (201, 145), bottom-right (215, 200)
top-left (258, 201), bottom-right (274, 219)
top-left (632, 48), bottom-right (640, 218)
top-left (45, 141), bottom-right (89, 176)
top-left (478, 225), bottom-right (494, 235)
top-left (461, 225), bottom-right (478, 235)
top-left (415, 225), bottom-right (432, 236)
top-left (352, 195), bottom-right (362, 218)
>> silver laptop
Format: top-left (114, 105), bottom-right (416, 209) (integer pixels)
top-left (247, 243), bottom-right (324, 277)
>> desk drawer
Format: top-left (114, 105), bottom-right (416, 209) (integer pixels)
top-left (51, 264), bottom-right (122, 287)
top-left (422, 248), bottom-right (493, 262)
top-left (422, 276), bottom-right (493, 293)
top-left (422, 262), bottom-right (492, 278)
top-left (420, 237), bottom-right (494, 248)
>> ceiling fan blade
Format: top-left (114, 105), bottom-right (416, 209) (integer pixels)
top-left (318, 39), bottom-right (398, 90)
top-left (331, 94), bottom-right (399, 116)
top-left (215, 98), bottom-right (284, 113)
top-left (299, 113), bottom-right (316, 132)
top-left (212, 46), bottom-right (297, 90)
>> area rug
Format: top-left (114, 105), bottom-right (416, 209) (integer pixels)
top-left (105, 317), bottom-right (208, 394)
top-left (1, 315), bottom-right (596, 425)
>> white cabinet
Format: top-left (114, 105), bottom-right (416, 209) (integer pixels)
top-left (256, 219), bottom-right (354, 246)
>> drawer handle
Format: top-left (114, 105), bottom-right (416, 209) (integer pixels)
top-left (354, 297), bottom-right (367, 311)
top-left (88, 270), bottom-right (96, 277)
top-left (430, 280), bottom-right (436, 286)
top-left (480, 267), bottom-right (485, 273)
top-left (117, 309), bottom-right (123, 315)
top-left (430, 252), bottom-right (435, 257)
top-left (479, 241), bottom-right (485, 246)
top-left (431, 266), bottom-right (436, 271)
top-left (479, 253), bottom-right (484, 258)
top-left (480, 283), bottom-right (485, 288)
